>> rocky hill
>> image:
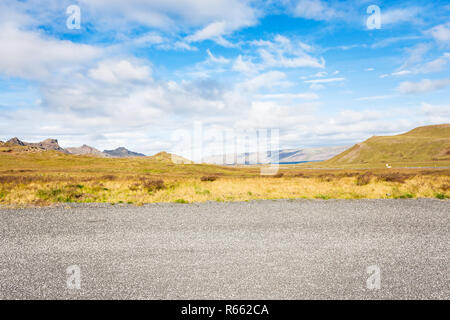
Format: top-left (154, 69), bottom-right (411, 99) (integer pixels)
top-left (5, 137), bottom-right (67, 153)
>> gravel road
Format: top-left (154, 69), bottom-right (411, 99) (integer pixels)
top-left (0, 199), bottom-right (448, 300)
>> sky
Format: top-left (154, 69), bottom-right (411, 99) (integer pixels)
top-left (0, 0), bottom-right (449, 158)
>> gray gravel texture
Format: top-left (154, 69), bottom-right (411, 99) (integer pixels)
top-left (0, 199), bottom-right (448, 300)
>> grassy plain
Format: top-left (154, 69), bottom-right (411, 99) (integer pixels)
top-left (0, 148), bottom-right (448, 206)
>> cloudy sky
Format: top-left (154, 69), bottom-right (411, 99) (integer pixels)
top-left (0, 0), bottom-right (449, 157)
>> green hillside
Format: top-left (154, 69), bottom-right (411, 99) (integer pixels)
top-left (324, 124), bottom-right (450, 166)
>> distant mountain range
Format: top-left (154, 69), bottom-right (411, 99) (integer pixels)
top-left (4, 138), bottom-right (146, 158)
top-left (4, 124), bottom-right (449, 164)
top-left (3, 137), bottom-right (347, 163)
top-left (201, 145), bottom-right (349, 164)
top-left (103, 147), bottom-right (146, 158)
top-left (65, 144), bottom-right (108, 157)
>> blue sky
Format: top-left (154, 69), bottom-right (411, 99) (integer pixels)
top-left (0, 0), bottom-right (449, 157)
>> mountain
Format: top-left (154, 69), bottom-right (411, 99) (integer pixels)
top-left (7, 137), bottom-right (26, 146)
top-left (103, 147), bottom-right (146, 158)
top-left (66, 145), bottom-right (108, 157)
top-left (201, 145), bottom-right (349, 164)
top-left (325, 124), bottom-right (450, 165)
top-left (6, 137), bottom-right (67, 153)
top-left (277, 146), bottom-right (350, 162)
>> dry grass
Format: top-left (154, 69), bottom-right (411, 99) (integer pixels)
top-left (0, 150), bottom-right (449, 206)
top-left (356, 173), bottom-right (372, 186)
top-left (0, 170), bottom-right (448, 206)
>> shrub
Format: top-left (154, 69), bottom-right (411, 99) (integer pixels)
top-left (376, 173), bottom-right (412, 183)
top-left (318, 174), bottom-right (334, 182)
top-left (356, 173), bottom-right (372, 186)
top-left (435, 193), bottom-right (446, 199)
top-left (101, 175), bottom-right (117, 181)
top-left (201, 175), bottom-right (217, 182)
top-left (395, 193), bottom-right (414, 199)
top-left (337, 172), bottom-right (360, 178)
top-left (174, 198), bottom-right (188, 203)
top-left (141, 178), bottom-right (165, 192)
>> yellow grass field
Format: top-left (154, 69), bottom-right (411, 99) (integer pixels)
top-left (0, 149), bottom-right (449, 206)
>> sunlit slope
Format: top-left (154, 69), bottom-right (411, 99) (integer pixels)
top-left (324, 124), bottom-right (450, 166)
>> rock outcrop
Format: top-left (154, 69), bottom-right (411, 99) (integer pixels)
top-left (66, 145), bottom-right (108, 157)
top-left (6, 137), bottom-right (67, 153)
top-left (103, 147), bottom-right (146, 158)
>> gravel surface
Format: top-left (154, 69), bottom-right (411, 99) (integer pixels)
top-left (0, 199), bottom-right (448, 300)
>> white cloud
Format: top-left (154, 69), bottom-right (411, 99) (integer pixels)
top-left (253, 35), bottom-right (325, 69)
top-left (232, 55), bottom-right (258, 75)
top-left (390, 52), bottom-right (450, 77)
top-left (0, 24), bottom-right (101, 79)
top-left (314, 71), bottom-right (328, 77)
top-left (232, 35), bottom-right (325, 74)
top-left (184, 20), bottom-right (249, 46)
top-left (305, 76), bottom-right (345, 90)
top-left (239, 71), bottom-right (291, 92)
top-left (397, 78), bottom-right (450, 94)
top-left (292, 0), bottom-right (337, 21)
top-left (206, 49), bottom-right (230, 64)
top-left (420, 102), bottom-right (450, 123)
top-left (133, 32), bottom-right (166, 45)
top-left (388, 44), bottom-right (450, 77)
top-left (237, 100), bottom-right (318, 129)
top-left (78, 0), bottom-right (258, 33)
top-left (371, 36), bottom-right (423, 49)
top-left (381, 7), bottom-right (422, 26)
top-left (309, 83), bottom-right (325, 90)
top-left (418, 53), bottom-right (450, 73)
top-left (88, 60), bottom-right (152, 84)
top-left (355, 95), bottom-right (392, 101)
top-left (335, 109), bottom-right (384, 125)
top-left (258, 93), bottom-right (319, 100)
top-left (391, 70), bottom-right (412, 76)
top-left (400, 43), bottom-right (430, 70)
top-left (428, 23), bottom-right (450, 44)
top-left (421, 102), bottom-right (450, 117)
top-left (186, 21), bottom-right (228, 42)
